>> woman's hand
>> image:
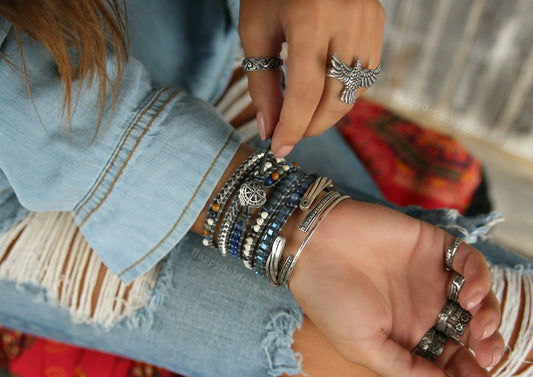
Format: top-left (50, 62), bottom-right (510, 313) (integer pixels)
top-left (238, 0), bottom-right (385, 157)
top-left (286, 199), bottom-right (504, 377)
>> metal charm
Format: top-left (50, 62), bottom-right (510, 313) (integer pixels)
top-left (328, 53), bottom-right (381, 104)
top-left (238, 181), bottom-right (267, 208)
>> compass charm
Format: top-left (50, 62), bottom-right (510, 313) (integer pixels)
top-left (328, 53), bottom-right (381, 104)
top-left (238, 181), bottom-right (266, 208)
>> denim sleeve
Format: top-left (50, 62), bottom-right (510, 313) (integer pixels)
top-left (0, 24), bottom-right (243, 284)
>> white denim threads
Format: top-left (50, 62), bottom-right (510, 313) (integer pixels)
top-left (0, 211), bottom-right (160, 327)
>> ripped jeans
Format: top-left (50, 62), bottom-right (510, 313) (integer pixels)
top-left (0, 129), bottom-right (531, 377)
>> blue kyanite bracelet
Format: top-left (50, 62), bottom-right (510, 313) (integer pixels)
top-left (229, 220), bottom-right (244, 258)
top-left (253, 174), bottom-right (315, 275)
top-left (241, 166), bottom-right (303, 267)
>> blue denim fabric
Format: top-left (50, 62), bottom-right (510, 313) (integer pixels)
top-left (1, 129), bottom-right (531, 377)
top-left (1, 1), bottom-right (531, 375)
top-left (0, 0), bottom-right (243, 284)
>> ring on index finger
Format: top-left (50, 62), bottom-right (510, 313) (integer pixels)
top-left (242, 57), bottom-right (284, 72)
top-left (444, 237), bottom-right (463, 272)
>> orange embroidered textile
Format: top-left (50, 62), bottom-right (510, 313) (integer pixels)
top-left (336, 99), bottom-right (482, 213)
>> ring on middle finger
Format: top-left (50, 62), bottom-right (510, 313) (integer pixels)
top-left (448, 273), bottom-right (465, 304)
top-left (436, 301), bottom-right (472, 341)
top-left (327, 53), bottom-right (381, 105)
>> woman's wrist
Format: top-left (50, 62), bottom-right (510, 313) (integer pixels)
top-left (190, 144), bottom-right (257, 236)
top-left (190, 143), bottom-right (348, 289)
top-left (281, 197), bottom-right (352, 292)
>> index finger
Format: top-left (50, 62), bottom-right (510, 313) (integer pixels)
top-left (270, 28), bottom-right (329, 157)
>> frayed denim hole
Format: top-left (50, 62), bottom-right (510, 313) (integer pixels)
top-left (261, 308), bottom-right (305, 377)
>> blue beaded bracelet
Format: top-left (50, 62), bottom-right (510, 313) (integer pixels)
top-left (253, 173), bottom-right (316, 275)
top-left (241, 164), bottom-right (302, 268)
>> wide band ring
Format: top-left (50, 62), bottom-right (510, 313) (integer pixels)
top-left (448, 273), bottom-right (465, 304)
top-left (327, 53), bottom-right (381, 104)
top-left (436, 301), bottom-right (473, 341)
top-left (412, 327), bottom-right (447, 362)
top-left (242, 57), bottom-right (283, 73)
top-left (444, 237), bottom-right (463, 272)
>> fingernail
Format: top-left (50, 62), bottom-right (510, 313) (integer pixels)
top-left (465, 291), bottom-right (484, 310)
top-left (274, 145), bottom-right (294, 157)
top-left (257, 112), bottom-right (266, 140)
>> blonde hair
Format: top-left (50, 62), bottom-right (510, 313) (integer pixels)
top-left (0, 0), bottom-right (128, 131)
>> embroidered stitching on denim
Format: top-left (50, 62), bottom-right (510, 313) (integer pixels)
top-left (118, 129), bottom-right (237, 278)
top-left (74, 88), bottom-right (168, 218)
top-left (78, 89), bottom-right (178, 227)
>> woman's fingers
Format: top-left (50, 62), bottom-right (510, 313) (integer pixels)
top-left (302, 46), bottom-right (358, 139)
top-left (239, 0), bottom-right (385, 156)
top-left (245, 70), bottom-right (284, 140)
top-left (465, 328), bottom-right (506, 368)
top-left (365, 337), bottom-right (448, 377)
top-left (467, 290), bottom-right (502, 341)
top-left (304, 4), bottom-right (384, 138)
top-left (444, 236), bottom-right (493, 311)
top-left (270, 26), bottom-right (329, 156)
top-left (438, 341), bottom-right (493, 377)
top-left (370, 336), bottom-right (496, 377)
top-left (238, 0), bottom-right (285, 140)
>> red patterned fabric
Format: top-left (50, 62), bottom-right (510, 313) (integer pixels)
top-left (0, 327), bottom-right (181, 377)
top-left (336, 99), bottom-right (482, 213)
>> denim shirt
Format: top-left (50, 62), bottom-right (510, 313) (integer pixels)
top-left (0, 0), bottom-right (243, 284)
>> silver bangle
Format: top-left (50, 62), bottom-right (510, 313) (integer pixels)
top-left (277, 255), bottom-right (293, 286)
top-left (280, 194), bottom-right (350, 287)
top-left (266, 236), bottom-right (286, 287)
top-left (299, 191), bottom-right (341, 233)
top-left (299, 176), bottom-right (333, 210)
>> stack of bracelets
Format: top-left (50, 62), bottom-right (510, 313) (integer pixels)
top-left (203, 147), bottom-right (350, 287)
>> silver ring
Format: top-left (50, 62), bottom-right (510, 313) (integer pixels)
top-left (327, 53), bottom-right (381, 104)
top-left (448, 273), bottom-right (465, 304)
top-left (242, 57), bottom-right (283, 73)
top-left (444, 237), bottom-right (463, 272)
top-left (412, 327), bottom-right (447, 362)
top-left (436, 301), bottom-right (472, 341)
